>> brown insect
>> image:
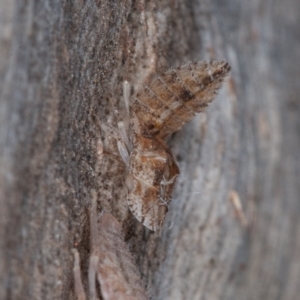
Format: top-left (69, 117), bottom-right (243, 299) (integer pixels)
top-left (120, 60), bottom-right (231, 231)
top-left (73, 190), bottom-right (149, 300)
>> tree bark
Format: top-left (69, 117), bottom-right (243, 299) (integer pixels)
top-left (0, 0), bottom-right (299, 299)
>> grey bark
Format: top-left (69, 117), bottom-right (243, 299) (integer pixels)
top-left (0, 0), bottom-right (299, 300)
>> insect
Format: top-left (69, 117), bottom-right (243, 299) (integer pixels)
top-left (117, 60), bottom-right (230, 231)
top-left (73, 190), bottom-right (149, 300)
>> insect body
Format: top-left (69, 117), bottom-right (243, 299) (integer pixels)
top-left (126, 60), bottom-right (230, 231)
top-left (126, 133), bottom-right (179, 231)
top-left (73, 190), bottom-right (149, 300)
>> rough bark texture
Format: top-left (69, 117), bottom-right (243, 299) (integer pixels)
top-left (0, 0), bottom-right (299, 299)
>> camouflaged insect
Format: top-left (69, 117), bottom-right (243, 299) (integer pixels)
top-left (73, 191), bottom-right (149, 300)
top-left (126, 60), bottom-right (231, 231)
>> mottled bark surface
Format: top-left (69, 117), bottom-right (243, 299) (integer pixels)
top-left (0, 0), bottom-right (299, 299)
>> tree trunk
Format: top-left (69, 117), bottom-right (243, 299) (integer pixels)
top-left (0, 0), bottom-right (299, 299)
